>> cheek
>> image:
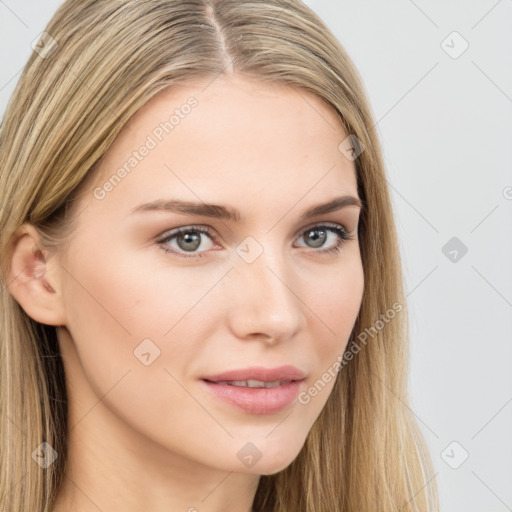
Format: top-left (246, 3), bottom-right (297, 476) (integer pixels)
top-left (59, 246), bottom-right (227, 393)
top-left (309, 257), bottom-right (364, 334)
top-left (294, 262), bottom-right (363, 414)
top-left (65, 243), bottom-right (222, 334)
top-left (302, 258), bottom-right (364, 386)
top-left (60, 255), bottom-right (201, 443)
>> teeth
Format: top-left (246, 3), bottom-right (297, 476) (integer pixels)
top-left (215, 379), bottom-right (288, 388)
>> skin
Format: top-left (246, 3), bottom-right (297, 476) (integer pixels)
top-left (8, 74), bottom-right (364, 512)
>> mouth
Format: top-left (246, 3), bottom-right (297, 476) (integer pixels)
top-left (202, 378), bottom-right (299, 388)
top-left (200, 376), bottom-right (306, 415)
top-left (201, 364), bottom-right (306, 384)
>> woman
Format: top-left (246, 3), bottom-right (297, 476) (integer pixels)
top-left (0, 1), bottom-right (440, 511)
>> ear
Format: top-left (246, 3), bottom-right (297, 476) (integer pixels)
top-left (7, 223), bottom-right (67, 326)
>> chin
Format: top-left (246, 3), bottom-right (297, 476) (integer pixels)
top-left (245, 448), bottom-right (302, 476)
top-left (251, 459), bottom-right (296, 476)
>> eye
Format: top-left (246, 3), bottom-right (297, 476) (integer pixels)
top-left (157, 225), bottom-right (216, 258)
top-left (156, 223), bottom-right (355, 259)
top-left (294, 223), bottom-right (355, 255)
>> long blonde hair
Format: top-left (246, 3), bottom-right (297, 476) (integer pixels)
top-left (0, 1), bottom-right (440, 510)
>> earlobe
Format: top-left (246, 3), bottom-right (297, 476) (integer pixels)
top-left (7, 223), bottom-right (67, 326)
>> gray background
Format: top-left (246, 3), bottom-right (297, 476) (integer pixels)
top-left (1, 1), bottom-right (511, 511)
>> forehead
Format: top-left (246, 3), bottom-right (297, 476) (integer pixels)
top-left (84, 75), bottom-right (359, 220)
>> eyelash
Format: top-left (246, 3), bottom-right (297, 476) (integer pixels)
top-left (156, 223), bottom-right (355, 259)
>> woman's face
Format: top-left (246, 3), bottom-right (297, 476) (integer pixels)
top-left (54, 74), bottom-right (364, 475)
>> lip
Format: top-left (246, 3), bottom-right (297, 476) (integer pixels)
top-left (202, 365), bottom-right (306, 383)
top-left (200, 365), bottom-right (307, 415)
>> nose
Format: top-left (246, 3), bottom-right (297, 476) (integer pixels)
top-left (227, 248), bottom-right (306, 344)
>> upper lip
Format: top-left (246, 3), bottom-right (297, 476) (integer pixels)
top-left (202, 365), bottom-right (306, 383)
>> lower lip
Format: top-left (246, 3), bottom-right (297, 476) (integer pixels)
top-left (200, 379), bottom-right (304, 415)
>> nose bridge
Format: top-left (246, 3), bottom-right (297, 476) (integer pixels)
top-left (228, 241), bottom-right (305, 339)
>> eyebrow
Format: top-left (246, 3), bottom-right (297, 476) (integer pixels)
top-left (129, 195), bottom-right (363, 222)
